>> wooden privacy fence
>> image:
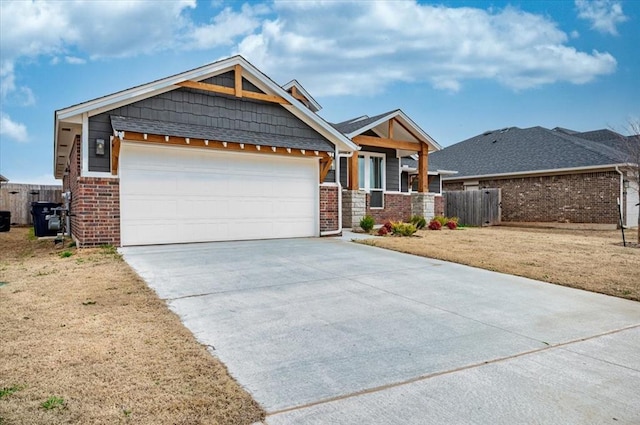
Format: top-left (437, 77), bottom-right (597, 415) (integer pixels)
top-left (0, 183), bottom-right (62, 225)
top-left (444, 188), bottom-right (501, 226)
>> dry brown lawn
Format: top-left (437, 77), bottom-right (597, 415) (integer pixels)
top-left (0, 228), bottom-right (264, 425)
top-left (359, 226), bottom-right (640, 301)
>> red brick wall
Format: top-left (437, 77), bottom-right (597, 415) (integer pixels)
top-left (434, 195), bottom-right (444, 216)
top-left (443, 171), bottom-right (620, 224)
top-left (320, 185), bottom-right (339, 232)
top-left (73, 178), bottom-right (120, 247)
top-left (366, 193), bottom-right (411, 224)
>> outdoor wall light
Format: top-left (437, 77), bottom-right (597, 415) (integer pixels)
top-left (96, 139), bottom-right (105, 156)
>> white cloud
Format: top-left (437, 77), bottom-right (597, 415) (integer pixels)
top-left (0, 1), bottom-right (266, 102)
top-left (575, 0), bottom-right (628, 35)
top-left (186, 3), bottom-right (267, 49)
top-left (0, 113), bottom-right (29, 142)
top-left (0, 0), bottom-right (620, 102)
top-left (65, 56), bottom-right (86, 65)
top-left (236, 1), bottom-right (617, 95)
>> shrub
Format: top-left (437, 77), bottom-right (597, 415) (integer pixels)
top-left (433, 215), bottom-right (448, 226)
top-left (377, 226), bottom-right (389, 236)
top-left (410, 215), bottom-right (427, 230)
top-left (428, 219), bottom-right (442, 230)
top-left (446, 220), bottom-right (458, 230)
top-left (391, 222), bottom-right (417, 236)
top-left (360, 215), bottom-right (375, 232)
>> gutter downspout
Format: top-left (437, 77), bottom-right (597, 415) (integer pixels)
top-left (615, 166), bottom-right (625, 227)
top-left (320, 150), bottom-right (355, 236)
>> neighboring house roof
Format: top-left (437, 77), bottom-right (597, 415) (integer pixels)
top-left (429, 126), bottom-right (631, 180)
top-left (111, 116), bottom-right (334, 152)
top-left (0, 174), bottom-right (8, 183)
top-left (574, 129), bottom-right (623, 143)
top-left (281, 80), bottom-right (322, 113)
top-left (54, 55), bottom-right (358, 178)
top-left (331, 109), bottom-right (442, 152)
top-left (331, 111), bottom-right (396, 135)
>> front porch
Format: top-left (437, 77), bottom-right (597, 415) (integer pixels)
top-left (332, 110), bottom-right (442, 228)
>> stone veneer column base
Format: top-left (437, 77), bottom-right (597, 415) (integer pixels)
top-left (411, 193), bottom-right (436, 221)
top-left (342, 189), bottom-right (366, 229)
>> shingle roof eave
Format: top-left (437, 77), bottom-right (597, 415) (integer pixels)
top-left (111, 115), bottom-right (335, 152)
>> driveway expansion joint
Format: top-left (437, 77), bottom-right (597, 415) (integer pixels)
top-left (265, 323), bottom-right (640, 417)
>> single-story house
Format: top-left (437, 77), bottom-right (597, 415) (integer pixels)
top-left (54, 55), bottom-right (443, 247)
top-left (424, 126), bottom-right (639, 228)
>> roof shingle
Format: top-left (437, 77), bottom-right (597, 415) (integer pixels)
top-left (428, 126), bottom-right (630, 178)
top-left (111, 115), bottom-right (335, 152)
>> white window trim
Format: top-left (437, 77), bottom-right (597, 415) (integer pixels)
top-left (359, 152), bottom-right (385, 209)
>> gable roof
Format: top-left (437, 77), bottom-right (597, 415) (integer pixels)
top-left (429, 126), bottom-right (631, 180)
top-left (331, 109), bottom-right (442, 151)
top-left (281, 79), bottom-right (322, 113)
top-left (54, 55), bottom-right (357, 177)
top-left (0, 174), bottom-right (8, 183)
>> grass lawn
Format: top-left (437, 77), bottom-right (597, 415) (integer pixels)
top-left (358, 226), bottom-right (640, 301)
top-left (0, 228), bottom-right (264, 425)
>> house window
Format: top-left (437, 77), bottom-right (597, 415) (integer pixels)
top-left (358, 153), bottom-right (385, 208)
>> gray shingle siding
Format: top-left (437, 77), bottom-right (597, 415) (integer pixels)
top-left (340, 157), bottom-right (348, 187)
top-left (88, 85), bottom-right (333, 172)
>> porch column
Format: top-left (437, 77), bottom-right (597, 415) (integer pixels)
top-left (348, 152), bottom-right (359, 190)
top-left (418, 143), bottom-right (428, 192)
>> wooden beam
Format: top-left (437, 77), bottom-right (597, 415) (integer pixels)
top-left (241, 90), bottom-right (290, 105)
top-left (348, 153), bottom-right (359, 190)
top-left (319, 158), bottom-right (333, 183)
top-left (111, 134), bottom-right (121, 175)
top-left (418, 143), bottom-right (429, 193)
top-left (234, 64), bottom-right (242, 97)
top-left (353, 135), bottom-right (420, 152)
top-left (117, 131), bottom-right (329, 159)
top-left (176, 80), bottom-right (234, 96)
top-left (176, 80), bottom-right (290, 105)
top-left (388, 119), bottom-right (394, 139)
top-left (290, 86), bottom-right (308, 102)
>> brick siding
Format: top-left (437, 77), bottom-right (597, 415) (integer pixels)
top-left (73, 178), bottom-right (121, 247)
top-left (366, 193), bottom-right (412, 224)
top-left (443, 171), bottom-right (620, 224)
top-left (320, 185), bottom-right (339, 232)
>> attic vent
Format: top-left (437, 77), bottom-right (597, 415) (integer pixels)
top-left (499, 127), bottom-right (509, 133)
top-left (483, 130), bottom-right (493, 136)
top-left (492, 139), bottom-right (498, 144)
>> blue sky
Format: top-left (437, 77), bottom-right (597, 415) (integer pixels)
top-left (0, 0), bottom-right (638, 184)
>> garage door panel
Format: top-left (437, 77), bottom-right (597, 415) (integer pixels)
top-left (120, 143), bottom-right (319, 246)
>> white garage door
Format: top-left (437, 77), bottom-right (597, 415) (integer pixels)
top-left (119, 143), bottom-right (319, 246)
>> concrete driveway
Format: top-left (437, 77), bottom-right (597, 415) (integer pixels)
top-left (121, 236), bottom-right (640, 424)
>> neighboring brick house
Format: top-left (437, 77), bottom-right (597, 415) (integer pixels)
top-left (53, 55), bottom-right (442, 247)
top-left (426, 126), bottom-right (639, 228)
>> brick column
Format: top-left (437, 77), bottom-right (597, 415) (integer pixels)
top-left (342, 189), bottom-right (366, 228)
top-left (411, 192), bottom-right (436, 220)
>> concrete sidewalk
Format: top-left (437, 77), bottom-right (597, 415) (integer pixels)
top-left (121, 237), bottom-right (640, 424)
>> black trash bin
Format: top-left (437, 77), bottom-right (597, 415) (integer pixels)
top-left (31, 202), bottom-right (61, 237)
top-left (0, 211), bottom-right (10, 232)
